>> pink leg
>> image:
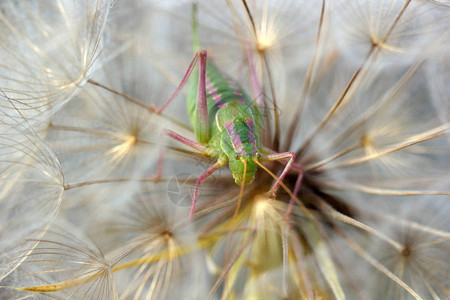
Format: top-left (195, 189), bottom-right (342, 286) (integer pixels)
top-left (162, 129), bottom-right (208, 152)
top-left (153, 50), bottom-right (207, 116)
top-left (285, 171), bottom-right (304, 219)
top-left (157, 129), bottom-right (226, 218)
top-left (153, 49), bottom-right (210, 144)
top-left (157, 129), bottom-right (209, 177)
top-left (260, 152), bottom-right (303, 197)
top-left (260, 152), bottom-right (304, 218)
top-left (190, 157), bottom-right (227, 218)
top-left (194, 50), bottom-right (209, 143)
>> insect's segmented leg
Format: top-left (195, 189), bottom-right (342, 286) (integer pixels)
top-left (260, 152), bottom-right (304, 219)
top-left (156, 129), bottom-right (210, 177)
top-left (191, 157), bottom-right (227, 218)
top-left (285, 170), bottom-right (304, 219)
top-left (153, 49), bottom-right (210, 144)
top-left (260, 152), bottom-right (302, 197)
top-left (153, 49), bottom-right (207, 112)
top-left (193, 50), bottom-right (209, 144)
top-left (157, 129), bottom-right (225, 219)
top-left (162, 129), bottom-right (208, 152)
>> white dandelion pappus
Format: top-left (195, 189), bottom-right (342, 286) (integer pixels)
top-left (0, 0), bottom-right (113, 125)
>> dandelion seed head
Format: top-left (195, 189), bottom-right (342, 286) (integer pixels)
top-left (106, 132), bottom-right (139, 163)
top-left (255, 34), bottom-right (276, 54)
top-left (48, 86), bottom-right (162, 187)
top-left (253, 195), bottom-right (272, 216)
top-left (358, 195), bottom-right (450, 299)
top-left (0, 122), bottom-right (63, 281)
top-left (97, 192), bottom-right (209, 300)
top-left (334, 0), bottom-right (449, 64)
top-left (1, 0), bottom-right (449, 298)
top-left (0, 0), bottom-right (113, 124)
top-left (253, 12), bottom-right (281, 55)
top-left (4, 222), bottom-right (118, 299)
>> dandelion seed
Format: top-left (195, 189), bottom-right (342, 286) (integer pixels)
top-left (0, 121), bottom-right (64, 281)
top-left (98, 192), bottom-right (208, 300)
top-left (43, 47), bottom-right (186, 211)
top-left (0, 0), bottom-right (112, 125)
top-left (47, 85), bottom-right (160, 183)
top-left (334, 0), bottom-right (449, 63)
top-left (3, 222), bottom-right (118, 299)
top-left (348, 192), bottom-right (449, 299)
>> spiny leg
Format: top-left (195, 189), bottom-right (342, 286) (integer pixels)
top-left (189, 4), bottom-right (210, 144)
top-left (157, 129), bottom-right (226, 218)
top-left (192, 50), bottom-right (210, 144)
top-left (259, 152), bottom-right (304, 218)
top-left (156, 129), bottom-right (209, 177)
top-left (191, 157), bottom-right (227, 218)
top-left (153, 46), bottom-right (217, 216)
top-left (152, 50), bottom-right (205, 111)
top-left (260, 152), bottom-right (303, 196)
top-left (152, 49), bottom-right (210, 145)
top-left (162, 129), bottom-right (208, 153)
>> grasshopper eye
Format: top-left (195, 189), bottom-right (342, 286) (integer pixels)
top-left (235, 154), bottom-right (240, 160)
top-left (255, 152), bottom-right (261, 159)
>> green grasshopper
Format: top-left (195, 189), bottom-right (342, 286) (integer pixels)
top-left (153, 5), bottom-right (303, 217)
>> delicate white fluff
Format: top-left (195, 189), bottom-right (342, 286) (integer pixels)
top-left (0, 0), bottom-right (113, 125)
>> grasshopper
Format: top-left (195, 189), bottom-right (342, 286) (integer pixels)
top-left (153, 5), bottom-right (303, 217)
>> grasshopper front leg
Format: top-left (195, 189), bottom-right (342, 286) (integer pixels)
top-left (157, 129), bottom-right (226, 218)
top-left (156, 129), bottom-right (209, 177)
top-left (260, 152), bottom-right (303, 197)
top-left (190, 156), bottom-right (227, 218)
top-left (259, 152), bottom-right (304, 219)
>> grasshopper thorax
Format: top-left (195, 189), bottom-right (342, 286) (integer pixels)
top-left (216, 104), bottom-right (260, 186)
top-left (223, 126), bottom-right (259, 185)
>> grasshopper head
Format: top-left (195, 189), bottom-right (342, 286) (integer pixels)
top-left (229, 152), bottom-right (259, 186)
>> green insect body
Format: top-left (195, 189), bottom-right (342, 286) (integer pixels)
top-left (187, 59), bottom-right (262, 185)
top-left (155, 5), bottom-right (302, 217)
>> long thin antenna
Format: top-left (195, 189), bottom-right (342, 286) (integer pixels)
top-left (232, 159), bottom-right (247, 221)
top-left (222, 159), bottom-right (247, 297)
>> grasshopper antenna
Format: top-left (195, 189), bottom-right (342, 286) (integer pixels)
top-left (232, 159), bottom-right (247, 221)
top-left (223, 158), bottom-right (247, 283)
